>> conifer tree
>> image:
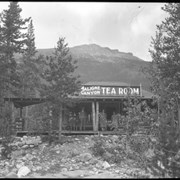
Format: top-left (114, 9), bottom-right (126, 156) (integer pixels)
top-left (0, 1), bottom-right (30, 97)
top-left (17, 19), bottom-right (45, 131)
top-left (18, 19), bottom-right (40, 98)
top-left (24, 19), bottom-right (37, 57)
top-left (0, 2), bottom-right (30, 139)
top-left (42, 37), bottom-right (81, 139)
top-left (149, 3), bottom-right (180, 97)
top-left (145, 3), bottom-right (180, 177)
top-left (42, 37), bottom-right (81, 102)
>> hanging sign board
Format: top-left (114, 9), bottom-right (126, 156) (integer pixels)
top-left (80, 85), bottom-right (141, 96)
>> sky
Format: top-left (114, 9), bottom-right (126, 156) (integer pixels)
top-left (0, 2), bottom-right (168, 61)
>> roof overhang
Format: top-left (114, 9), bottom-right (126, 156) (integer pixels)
top-left (4, 98), bottom-right (47, 108)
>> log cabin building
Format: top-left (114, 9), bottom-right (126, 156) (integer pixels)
top-left (63, 81), bottom-right (154, 133)
top-left (4, 81), bottom-right (155, 135)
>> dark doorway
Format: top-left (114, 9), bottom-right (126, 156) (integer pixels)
top-left (105, 106), bottom-right (116, 120)
top-left (99, 101), bottom-right (119, 121)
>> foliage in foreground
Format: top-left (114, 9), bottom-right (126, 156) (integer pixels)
top-left (91, 95), bottom-right (157, 167)
top-left (144, 3), bottom-right (180, 178)
top-left (91, 88), bottom-right (180, 178)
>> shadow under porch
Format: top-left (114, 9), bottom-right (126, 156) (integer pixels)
top-left (62, 99), bottom-right (128, 132)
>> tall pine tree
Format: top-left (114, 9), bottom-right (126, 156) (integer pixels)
top-left (18, 19), bottom-right (40, 98)
top-left (149, 3), bottom-right (180, 97)
top-left (17, 19), bottom-right (45, 131)
top-left (0, 2), bottom-right (30, 139)
top-left (42, 37), bottom-right (81, 139)
top-left (145, 3), bottom-right (180, 177)
top-left (0, 1), bottom-right (30, 97)
top-left (42, 37), bottom-right (81, 103)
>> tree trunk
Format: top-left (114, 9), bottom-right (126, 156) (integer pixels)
top-left (11, 102), bottom-right (15, 123)
top-left (24, 106), bottom-right (28, 131)
top-left (59, 104), bottom-right (62, 141)
top-left (178, 103), bottom-right (180, 131)
top-left (96, 101), bottom-right (99, 131)
top-left (92, 101), bottom-right (96, 131)
top-left (11, 101), bottom-right (15, 135)
top-left (48, 118), bottom-right (52, 145)
top-left (20, 107), bottom-right (23, 131)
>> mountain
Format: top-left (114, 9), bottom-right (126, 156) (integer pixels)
top-left (37, 44), bottom-right (144, 63)
top-left (14, 44), bottom-right (151, 91)
top-left (69, 44), bottom-right (143, 62)
top-left (36, 44), bottom-right (151, 91)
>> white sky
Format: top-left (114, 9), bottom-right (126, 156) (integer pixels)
top-left (0, 2), bottom-right (168, 61)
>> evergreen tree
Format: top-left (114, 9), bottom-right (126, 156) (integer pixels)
top-left (41, 37), bottom-right (81, 139)
top-left (18, 19), bottom-right (40, 98)
top-left (0, 13), bottom-right (9, 98)
top-left (24, 19), bottom-right (37, 57)
top-left (145, 3), bottom-right (180, 177)
top-left (0, 2), bottom-right (30, 139)
top-left (0, 1), bottom-right (30, 97)
top-left (42, 37), bottom-right (81, 103)
top-left (149, 3), bottom-right (180, 97)
top-left (17, 19), bottom-right (45, 131)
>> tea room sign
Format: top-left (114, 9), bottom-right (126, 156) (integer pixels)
top-left (80, 85), bottom-right (141, 96)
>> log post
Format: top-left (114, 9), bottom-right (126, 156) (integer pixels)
top-left (20, 107), bottom-right (23, 119)
top-left (92, 101), bottom-right (96, 131)
top-left (96, 101), bottom-right (99, 131)
top-left (20, 107), bottom-right (24, 131)
top-left (24, 106), bottom-right (28, 131)
top-left (11, 102), bottom-right (15, 123)
top-left (157, 97), bottom-right (160, 120)
top-left (11, 101), bottom-right (15, 134)
top-left (59, 104), bottom-right (62, 141)
top-left (178, 102), bottom-right (180, 131)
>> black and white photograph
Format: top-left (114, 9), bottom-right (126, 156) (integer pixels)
top-left (0, 1), bottom-right (180, 178)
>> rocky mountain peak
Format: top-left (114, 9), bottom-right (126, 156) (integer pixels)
top-left (69, 44), bottom-right (143, 62)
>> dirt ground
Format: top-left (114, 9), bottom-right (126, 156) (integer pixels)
top-left (1, 135), bottom-right (156, 178)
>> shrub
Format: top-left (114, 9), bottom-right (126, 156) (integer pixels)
top-left (91, 137), bottom-right (106, 157)
top-left (91, 136), bottom-right (126, 164)
top-left (0, 138), bottom-right (13, 160)
top-left (129, 135), bottom-right (150, 154)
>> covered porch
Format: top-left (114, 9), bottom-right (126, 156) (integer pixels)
top-left (64, 81), bottom-right (154, 133)
top-left (3, 97), bottom-right (47, 133)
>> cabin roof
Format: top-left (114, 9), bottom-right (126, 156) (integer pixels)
top-left (4, 98), bottom-right (47, 108)
top-left (4, 82), bottom-right (154, 107)
top-left (84, 81), bottom-right (131, 86)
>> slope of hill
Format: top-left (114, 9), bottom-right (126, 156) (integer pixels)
top-left (37, 44), bottom-right (144, 63)
top-left (15, 44), bottom-right (151, 91)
